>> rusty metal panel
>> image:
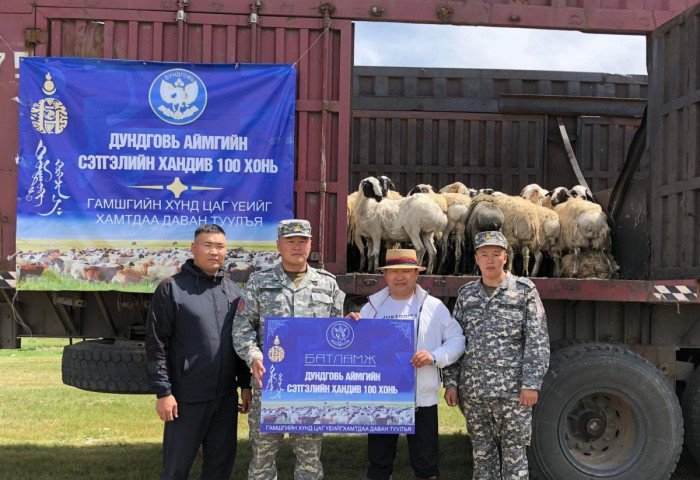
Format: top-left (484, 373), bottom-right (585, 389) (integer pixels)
top-left (337, 273), bottom-right (698, 303)
top-left (32, 6), bottom-right (352, 274)
top-left (31, 0), bottom-right (700, 33)
top-left (577, 116), bottom-right (647, 192)
top-left (351, 111), bottom-right (545, 195)
top-left (0, 6), bottom-right (33, 273)
top-left (649, 2), bottom-right (700, 279)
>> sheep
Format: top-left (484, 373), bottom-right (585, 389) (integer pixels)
top-left (561, 250), bottom-right (619, 279)
top-left (354, 177), bottom-right (447, 273)
top-left (546, 186), bottom-right (571, 209)
top-left (347, 176), bottom-right (402, 272)
top-left (554, 197), bottom-right (612, 277)
top-left (378, 175), bottom-right (403, 200)
top-left (346, 190), bottom-right (366, 271)
top-left (18, 263), bottom-right (48, 281)
top-left (147, 261), bottom-right (181, 282)
top-left (531, 204), bottom-right (562, 277)
top-left (112, 268), bottom-right (144, 287)
top-left (439, 182), bottom-right (469, 195)
top-left (478, 188), bottom-right (505, 197)
top-left (407, 184), bottom-right (471, 275)
top-left (570, 185), bottom-right (595, 202)
top-left (85, 264), bottom-right (123, 283)
top-left (520, 184), bottom-right (550, 206)
top-left (70, 261), bottom-right (90, 280)
top-left (492, 195), bottom-right (542, 276)
top-left (407, 184), bottom-right (448, 213)
top-left (465, 194), bottom-right (504, 272)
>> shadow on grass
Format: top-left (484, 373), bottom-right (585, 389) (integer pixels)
top-left (0, 433), bottom-right (471, 480)
top-left (2, 436), bottom-right (697, 480)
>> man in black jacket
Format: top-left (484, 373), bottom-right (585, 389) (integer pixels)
top-left (147, 223), bottom-right (253, 480)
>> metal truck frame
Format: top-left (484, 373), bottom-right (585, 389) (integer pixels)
top-left (0, 1), bottom-right (699, 479)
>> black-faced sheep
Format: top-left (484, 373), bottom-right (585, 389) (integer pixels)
top-left (465, 194), bottom-right (505, 272)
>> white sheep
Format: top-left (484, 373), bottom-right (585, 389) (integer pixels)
top-left (346, 190), bottom-right (366, 271)
top-left (554, 197), bottom-right (612, 277)
top-left (408, 184), bottom-right (471, 275)
top-left (519, 184), bottom-right (550, 206)
top-left (531, 203), bottom-right (562, 277)
top-left (439, 182), bottom-right (469, 195)
top-left (492, 195), bottom-right (542, 276)
top-left (354, 177), bottom-right (447, 273)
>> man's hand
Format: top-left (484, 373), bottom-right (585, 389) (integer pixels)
top-left (156, 395), bottom-right (178, 422)
top-left (239, 388), bottom-right (253, 414)
top-left (346, 312), bottom-right (361, 322)
top-left (252, 358), bottom-right (266, 388)
top-left (444, 387), bottom-right (458, 407)
top-left (520, 388), bottom-right (538, 407)
top-left (410, 349), bottom-right (434, 368)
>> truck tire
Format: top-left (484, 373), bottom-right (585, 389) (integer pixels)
top-left (529, 343), bottom-right (683, 480)
top-left (62, 339), bottom-right (149, 394)
top-left (682, 366), bottom-right (700, 466)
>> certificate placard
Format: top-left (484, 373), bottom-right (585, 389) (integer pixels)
top-left (260, 316), bottom-right (415, 434)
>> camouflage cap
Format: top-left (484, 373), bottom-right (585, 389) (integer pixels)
top-left (278, 219), bottom-right (312, 238)
top-left (474, 231), bottom-right (507, 250)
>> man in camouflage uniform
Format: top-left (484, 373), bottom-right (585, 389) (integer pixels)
top-left (444, 231), bottom-right (549, 480)
top-left (233, 219), bottom-right (345, 480)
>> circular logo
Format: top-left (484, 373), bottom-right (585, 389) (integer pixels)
top-left (268, 345), bottom-right (285, 363)
top-left (149, 68), bottom-right (207, 125)
top-left (31, 98), bottom-right (68, 134)
top-left (326, 321), bottom-right (355, 350)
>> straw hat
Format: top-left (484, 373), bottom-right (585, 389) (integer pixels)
top-left (378, 249), bottom-right (426, 271)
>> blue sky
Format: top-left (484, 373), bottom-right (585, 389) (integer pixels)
top-left (354, 23), bottom-right (647, 75)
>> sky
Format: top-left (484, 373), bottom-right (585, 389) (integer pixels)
top-left (354, 23), bottom-right (648, 76)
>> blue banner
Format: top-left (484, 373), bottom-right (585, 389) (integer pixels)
top-left (17, 57), bottom-right (295, 291)
top-left (261, 317), bottom-right (416, 434)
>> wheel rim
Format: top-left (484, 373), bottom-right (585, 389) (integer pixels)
top-left (558, 389), bottom-right (646, 476)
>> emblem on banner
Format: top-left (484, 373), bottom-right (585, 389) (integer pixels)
top-left (268, 335), bottom-right (286, 363)
top-left (326, 321), bottom-right (355, 349)
top-left (31, 73), bottom-right (68, 134)
top-left (149, 68), bottom-right (207, 125)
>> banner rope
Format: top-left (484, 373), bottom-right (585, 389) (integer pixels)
top-left (292, 20), bottom-right (332, 68)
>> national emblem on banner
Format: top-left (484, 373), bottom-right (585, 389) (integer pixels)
top-left (268, 335), bottom-right (285, 362)
top-left (30, 73), bottom-right (68, 134)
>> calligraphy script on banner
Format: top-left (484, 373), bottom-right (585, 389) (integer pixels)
top-left (16, 58), bottom-right (296, 291)
top-left (260, 317), bottom-right (416, 435)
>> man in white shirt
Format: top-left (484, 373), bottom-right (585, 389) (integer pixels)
top-left (348, 249), bottom-right (465, 480)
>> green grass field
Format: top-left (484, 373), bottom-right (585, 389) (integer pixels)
top-left (1, 339), bottom-right (699, 480)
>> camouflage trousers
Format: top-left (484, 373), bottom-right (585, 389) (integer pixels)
top-left (248, 388), bottom-right (323, 480)
top-left (459, 395), bottom-right (532, 480)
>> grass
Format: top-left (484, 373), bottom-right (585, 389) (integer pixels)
top-left (0, 339), bottom-right (698, 479)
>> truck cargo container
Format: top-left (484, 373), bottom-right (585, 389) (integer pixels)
top-left (1, 1), bottom-right (699, 479)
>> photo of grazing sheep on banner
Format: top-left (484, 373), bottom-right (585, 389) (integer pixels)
top-left (16, 57), bottom-right (296, 291)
